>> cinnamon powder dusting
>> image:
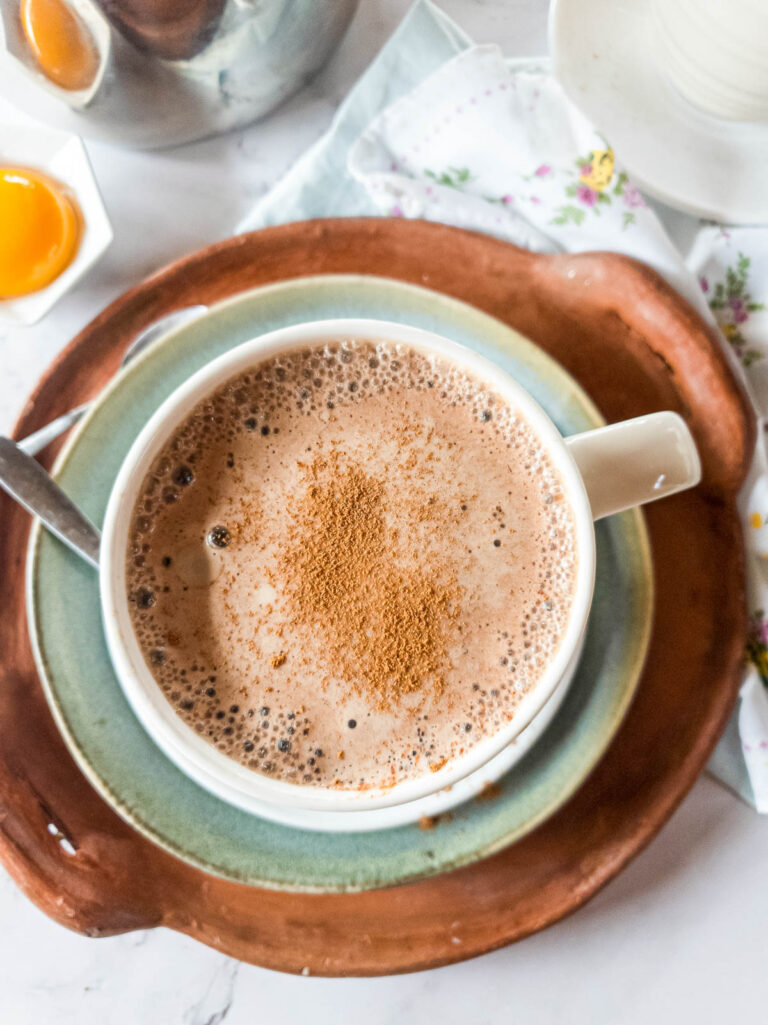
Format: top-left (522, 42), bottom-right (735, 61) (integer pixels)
top-left (280, 451), bottom-right (461, 709)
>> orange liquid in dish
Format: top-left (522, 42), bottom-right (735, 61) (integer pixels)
top-left (0, 167), bottom-right (81, 299)
top-left (20, 0), bottom-right (99, 91)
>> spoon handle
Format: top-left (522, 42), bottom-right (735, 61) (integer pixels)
top-left (0, 437), bottom-right (100, 569)
top-left (17, 403), bottom-right (91, 457)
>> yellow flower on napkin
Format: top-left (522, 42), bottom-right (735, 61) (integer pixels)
top-left (579, 149), bottom-right (615, 193)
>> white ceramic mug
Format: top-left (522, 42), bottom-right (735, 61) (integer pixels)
top-left (100, 319), bottom-right (701, 821)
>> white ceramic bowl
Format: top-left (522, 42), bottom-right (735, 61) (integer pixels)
top-left (0, 120), bottom-right (112, 326)
top-left (549, 0), bottom-right (768, 223)
top-left (100, 318), bottom-right (700, 822)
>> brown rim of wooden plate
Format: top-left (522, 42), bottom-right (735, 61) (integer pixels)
top-left (0, 219), bottom-right (754, 975)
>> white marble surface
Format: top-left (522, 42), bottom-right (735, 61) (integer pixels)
top-left (0, 1), bottom-right (765, 1020)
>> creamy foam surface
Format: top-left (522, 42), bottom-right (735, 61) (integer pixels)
top-left (125, 340), bottom-right (578, 790)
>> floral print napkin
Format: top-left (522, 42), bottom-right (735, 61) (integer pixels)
top-left (688, 229), bottom-right (768, 809)
top-left (241, 1), bottom-right (768, 810)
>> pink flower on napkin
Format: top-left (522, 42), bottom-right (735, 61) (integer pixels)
top-left (730, 297), bottom-right (749, 324)
top-left (534, 164), bottom-right (552, 178)
top-left (622, 185), bottom-right (645, 209)
top-left (576, 185), bottom-right (598, 207)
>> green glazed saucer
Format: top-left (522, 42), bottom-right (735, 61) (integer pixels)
top-left (27, 275), bottom-right (653, 893)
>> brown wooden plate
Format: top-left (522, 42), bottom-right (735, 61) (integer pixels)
top-left (0, 219), bottom-right (753, 974)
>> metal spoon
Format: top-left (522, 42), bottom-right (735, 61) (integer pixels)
top-left (18, 304), bottom-right (208, 456)
top-left (0, 437), bottom-right (101, 568)
top-left (0, 304), bottom-right (208, 568)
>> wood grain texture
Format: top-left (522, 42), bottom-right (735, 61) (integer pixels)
top-left (0, 219), bottom-right (754, 974)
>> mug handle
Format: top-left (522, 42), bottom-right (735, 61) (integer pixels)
top-left (565, 411), bottom-right (702, 521)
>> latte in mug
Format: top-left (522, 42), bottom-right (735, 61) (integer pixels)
top-left (125, 338), bottom-right (578, 790)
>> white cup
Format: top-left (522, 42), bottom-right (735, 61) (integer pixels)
top-left (100, 319), bottom-right (701, 822)
top-left (652, 0), bottom-right (768, 123)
